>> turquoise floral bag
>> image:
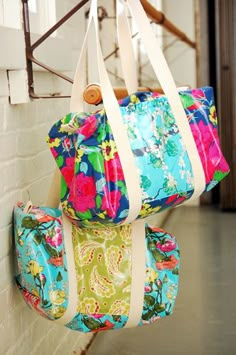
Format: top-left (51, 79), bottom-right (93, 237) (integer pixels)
top-left (47, 0), bottom-right (229, 228)
top-left (48, 89), bottom-right (229, 229)
top-left (14, 202), bottom-right (180, 332)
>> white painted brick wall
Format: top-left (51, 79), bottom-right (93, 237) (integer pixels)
top-left (0, 70), bottom-right (9, 98)
top-left (0, 1), bottom-right (196, 353)
top-left (0, 1), bottom-right (94, 353)
top-left (0, 95), bottom-right (94, 355)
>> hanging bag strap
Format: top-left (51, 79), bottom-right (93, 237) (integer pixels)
top-left (58, 0), bottom-right (143, 225)
top-left (48, 0), bottom-right (205, 210)
top-left (48, 0), bottom-right (146, 327)
top-left (46, 3), bottom-right (140, 209)
top-left (47, 1), bottom-right (143, 224)
top-left (116, 1), bottom-right (138, 94)
top-left (116, 0), bottom-right (205, 201)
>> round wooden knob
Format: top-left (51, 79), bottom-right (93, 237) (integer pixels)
top-left (83, 84), bottom-right (102, 105)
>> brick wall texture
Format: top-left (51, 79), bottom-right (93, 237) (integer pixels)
top-left (0, 94), bottom-right (94, 354)
top-left (0, 1), bottom-right (195, 353)
top-left (0, 0), bottom-right (95, 353)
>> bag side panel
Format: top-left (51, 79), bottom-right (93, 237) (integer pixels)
top-left (14, 204), bottom-right (69, 320)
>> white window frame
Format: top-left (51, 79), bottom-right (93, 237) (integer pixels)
top-left (0, 0), bottom-right (85, 103)
top-left (0, 0), bottom-right (75, 70)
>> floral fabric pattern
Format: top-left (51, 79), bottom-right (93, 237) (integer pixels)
top-left (14, 203), bottom-right (69, 320)
top-left (14, 204), bottom-right (180, 332)
top-left (66, 224), bottom-right (180, 332)
top-left (47, 87), bottom-right (229, 227)
top-left (71, 224), bottom-right (132, 318)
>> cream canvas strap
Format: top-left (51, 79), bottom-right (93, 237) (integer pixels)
top-left (117, 0), bottom-right (205, 202)
top-left (46, 0), bottom-right (205, 329)
top-left (46, 168), bottom-right (61, 209)
top-left (53, 214), bottom-right (78, 325)
top-left (69, 0), bottom-right (143, 224)
top-left (116, 1), bottom-right (138, 94)
top-left (54, 215), bottom-right (147, 328)
top-left (47, 0), bottom-right (147, 328)
top-left (124, 220), bottom-right (146, 328)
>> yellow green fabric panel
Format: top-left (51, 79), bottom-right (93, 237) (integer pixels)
top-left (72, 224), bottom-right (132, 316)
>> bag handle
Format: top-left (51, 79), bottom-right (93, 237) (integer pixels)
top-left (48, 0), bottom-right (143, 224)
top-left (116, 0), bottom-right (205, 200)
top-left (48, 0), bottom-right (205, 210)
top-left (70, 0), bottom-right (138, 109)
top-left (116, 1), bottom-right (138, 94)
top-left (116, 3), bottom-right (189, 94)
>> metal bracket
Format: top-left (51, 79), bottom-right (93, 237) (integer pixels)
top-left (22, 0), bottom-right (89, 99)
top-left (22, 0), bottom-right (196, 100)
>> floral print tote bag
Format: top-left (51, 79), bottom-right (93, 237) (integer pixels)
top-left (47, 0), bottom-right (229, 228)
top-left (14, 202), bottom-right (180, 332)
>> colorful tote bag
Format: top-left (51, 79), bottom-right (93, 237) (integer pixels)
top-left (14, 202), bottom-right (180, 332)
top-left (47, 0), bottom-right (229, 228)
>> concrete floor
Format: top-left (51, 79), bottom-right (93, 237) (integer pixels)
top-left (87, 206), bottom-right (236, 355)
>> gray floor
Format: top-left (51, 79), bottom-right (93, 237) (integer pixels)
top-left (87, 206), bottom-right (236, 355)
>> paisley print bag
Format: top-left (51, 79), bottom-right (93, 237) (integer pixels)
top-left (14, 202), bottom-right (180, 332)
top-left (47, 0), bottom-right (229, 228)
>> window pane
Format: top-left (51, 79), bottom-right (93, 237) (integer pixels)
top-left (28, 0), bottom-right (37, 13)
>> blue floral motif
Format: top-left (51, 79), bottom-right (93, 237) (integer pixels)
top-left (15, 205), bottom-right (180, 332)
top-left (47, 87), bottom-right (229, 227)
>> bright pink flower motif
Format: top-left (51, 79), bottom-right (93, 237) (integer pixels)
top-left (157, 279), bottom-right (162, 288)
top-left (39, 273), bottom-right (46, 287)
top-left (91, 314), bottom-right (104, 319)
top-left (104, 152), bottom-right (124, 182)
top-left (92, 319), bottom-right (115, 332)
top-left (190, 120), bottom-right (224, 184)
top-left (191, 89), bottom-right (205, 99)
top-left (190, 120), bottom-right (211, 155)
top-left (101, 187), bottom-right (122, 218)
top-left (205, 143), bottom-right (222, 183)
top-left (173, 195), bottom-right (187, 206)
top-left (152, 92), bottom-right (162, 98)
top-left (46, 227), bottom-right (63, 247)
top-left (156, 255), bottom-right (179, 270)
top-left (61, 157), bottom-right (75, 186)
top-left (51, 148), bottom-right (58, 159)
top-left (69, 173), bottom-right (96, 213)
top-left (39, 273), bottom-right (46, 282)
top-left (47, 255), bottom-right (64, 267)
top-left (63, 137), bottom-right (72, 150)
top-left (79, 115), bottom-right (97, 139)
top-left (144, 285), bottom-right (152, 293)
top-left (37, 214), bottom-right (55, 224)
top-left (218, 157), bottom-right (230, 174)
top-left (156, 239), bottom-right (177, 253)
top-left (166, 194), bottom-right (186, 206)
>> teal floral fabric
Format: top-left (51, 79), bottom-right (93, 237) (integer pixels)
top-left (14, 202), bottom-right (180, 332)
top-left (66, 225), bottom-right (180, 332)
top-left (47, 87), bottom-right (229, 227)
top-left (14, 203), bottom-right (69, 320)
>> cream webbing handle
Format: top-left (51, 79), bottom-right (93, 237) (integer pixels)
top-left (46, 2), bottom-right (137, 208)
top-left (124, 220), bottom-right (146, 328)
top-left (49, 0), bottom-right (143, 224)
top-left (47, 1), bottom-right (146, 329)
top-left (46, 167), bottom-right (60, 208)
top-left (117, 0), bottom-right (205, 200)
top-left (116, 1), bottom-right (138, 94)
